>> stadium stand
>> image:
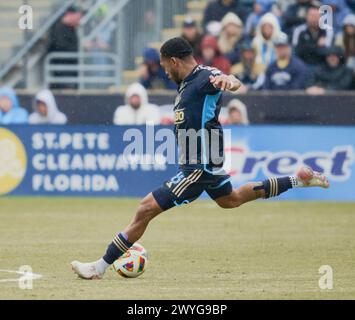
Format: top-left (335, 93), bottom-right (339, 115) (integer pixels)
top-left (121, 0), bottom-right (209, 87)
top-left (0, 0), bottom-right (355, 92)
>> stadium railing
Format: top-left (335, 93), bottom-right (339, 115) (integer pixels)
top-left (44, 52), bottom-right (119, 89)
top-left (44, 0), bottom-right (189, 90)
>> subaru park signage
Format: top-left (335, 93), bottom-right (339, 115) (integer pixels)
top-left (0, 125), bottom-right (354, 200)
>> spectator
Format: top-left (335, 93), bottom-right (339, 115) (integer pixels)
top-left (113, 83), bottom-right (161, 125)
top-left (283, 0), bottom-right (319, 36)
top-left (231, 42), bottom-right (266, 91)
top-left (197, 35), bottom-right (231, 74)
top-left (139, 48), bottom-right (177, 90)
top-left (335, 14), bottom-right (355, 71)
top-left (306, 46), bottom-right (353, 93)
top-left (244, 0), bottom-right (276, 38)
top-left (227, 99), bottom-right (249, 124)
top-left (252, 13), bottom-right (281, 68)
top-left (292, 5), bottom-right (333, 66)
top-left (322, 0), bottom-right (351, 34)
top-left (47, 6), bottom-right (82, 89)
top-left (29, 89), bottom-right (67, 125)
top-left (263, 32), bottom-right (309, 90)
top-left (203, 0), bottom-right (248, 32)
top-left (218, 12), bottom-right (245, 64)
top-left (181, 17), bottom-right (203, 58)
top-left (0, 87), bottom-right (28, 124)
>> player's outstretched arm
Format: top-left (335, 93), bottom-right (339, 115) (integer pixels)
top-left (209, 74), bottom-right (242, 92)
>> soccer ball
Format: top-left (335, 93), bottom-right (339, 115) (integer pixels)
top-left (113, 243), bottom-right (148, 278)
top-left (129, 242), bottom-right (149, 260)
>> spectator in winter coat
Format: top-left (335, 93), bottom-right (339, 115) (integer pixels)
top-left (197, 35), bottom-right (231, 74)
top-left (202, 0), bottom-right (248, 32)
top-left (181, 17), bottom-right (203, 59)
top-left (252, 12), bottom-right (281, 68)
top-left (47, 5), bottom-right (82, 89)
top-left (244, 0), bottom-right (276, 38)
top-left (283, 0), bottom-right (319, 36)
top-left (292, 5), bottom-right (333, 66)
top-left (29, 89), bottom-right (67, 124)
top-left (263, 32), bottom-right (309, 90)
top-left (231, 41), bottom-right (266, 91)
top-left (47, 6), bottom-right (81, 53)
top-left (227, 99), bottom-right (250, 124)
top-left (0, 87), bottom-right (28, 124)
top-left (139, 48), bottom-right (177, 90)
top-left (335, 14), bottom-right (355, 71)
top-left (306, 46), bottom-right (353, 93)
top-left (218, 12), bottom-right (245, 64)
top-left (113, 83), bottom-right (161, 125)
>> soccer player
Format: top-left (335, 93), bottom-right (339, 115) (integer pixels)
top-left (71, 38), bottom-right (329, 279)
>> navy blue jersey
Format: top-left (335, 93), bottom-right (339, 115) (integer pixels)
top-left (174, 65), bottom-right (224, 172)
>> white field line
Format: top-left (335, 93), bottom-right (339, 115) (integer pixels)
top-left (0, 269), bottom-right (43, 283)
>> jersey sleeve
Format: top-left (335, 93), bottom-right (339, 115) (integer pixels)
top-left (197, 67), bottom-right (223, 95)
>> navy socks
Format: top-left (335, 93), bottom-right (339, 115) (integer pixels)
top-left (102, 232), bottom-right (133, 264)
top-left (261, 177), bottom-right (293, 199)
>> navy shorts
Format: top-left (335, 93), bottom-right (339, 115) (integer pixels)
top-left (152, 168), bottom-right (233, 211)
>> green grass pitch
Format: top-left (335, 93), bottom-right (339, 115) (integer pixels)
top-left (0, 197), bottom-right (355, 299)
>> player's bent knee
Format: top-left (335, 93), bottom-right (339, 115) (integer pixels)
top-left (217, 201), bottom-right (240, 209)
top-left (215, 191), bottom-right (243, 209)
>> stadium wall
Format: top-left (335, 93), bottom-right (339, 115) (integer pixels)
top-left (0, 125), bottom-right (354, 201)
top-left (17, 93), bottom-right (355, 125)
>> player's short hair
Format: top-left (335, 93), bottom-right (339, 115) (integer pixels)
top-left (160, 37), bottom-right (193, 59)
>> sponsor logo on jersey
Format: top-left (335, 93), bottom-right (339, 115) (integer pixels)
top-left (174, 108), bottom-right (185, 125)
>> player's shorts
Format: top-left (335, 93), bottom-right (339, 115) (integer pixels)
top-left (152, 168), bottom-right (233, 211)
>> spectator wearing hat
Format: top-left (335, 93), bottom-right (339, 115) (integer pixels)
top-left (196, 35), bottom-right (231, 74)
top-left (113, 83), bottom-right (161, 125)
top-left (29, 89), bottom-right (67, 124)
top-left (218, 12), bottom-right (245, 64)
top-left (226, 99), bottom-right (249, 125)
top-left (251, 12), bottom-right (281, 69)
top-left (231, 41), bottom-right (266, 91)
top-left (181, 17), bottom-right (203, 58)
top-left (306, 46), bottom-right (353, 94)
top-left (263, 32), bottom-right (309, 90)
top-left (0, 87), bottom-right (28, 124)
top-left (335, 14), bottom-right (355, 71)
top-left (202, 0), bottom-right (248, 33)
top-left (139, 48), bottom-right (177, 90)
top-left (244, 0), bottom-right (277, 38)
top-left (292, 5), bottom-right (334, 67)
